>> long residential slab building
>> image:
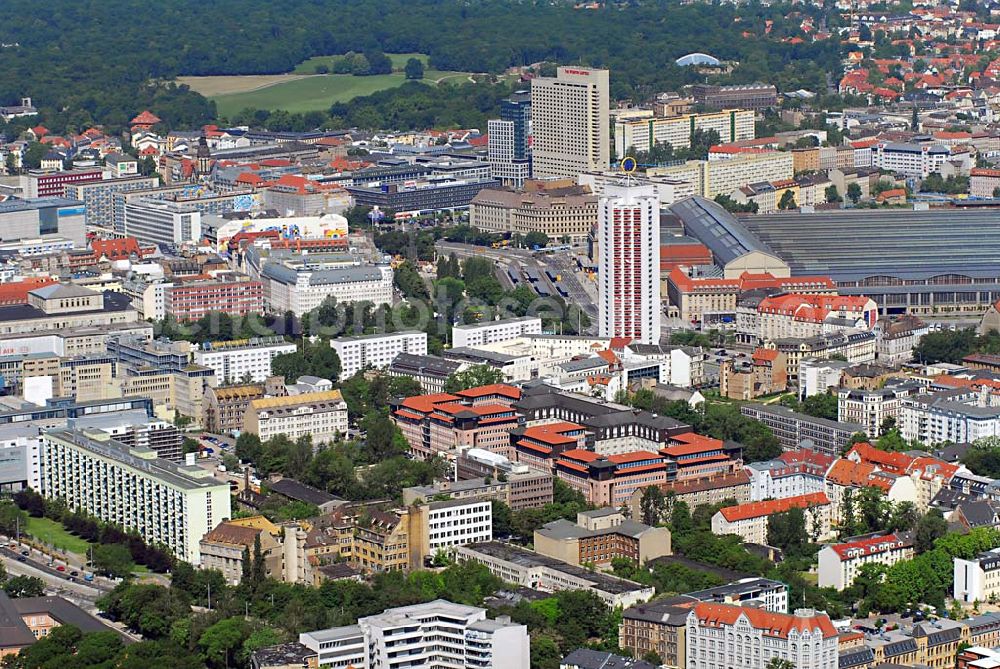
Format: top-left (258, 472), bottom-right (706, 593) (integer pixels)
top-left (39, 429), bottom-right (231, 564)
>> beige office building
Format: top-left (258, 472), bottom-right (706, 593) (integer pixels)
top-left (244, 390), bottom-right (348, 444)
top-left (531, 67), bottom-right (610, 178)
top-left (469, 187), bottom-right (597, 243)
top-left (650, 152), bottom-right (794, 198)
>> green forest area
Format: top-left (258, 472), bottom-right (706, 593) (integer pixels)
top-left (0, 0), bottom-right (844, 134)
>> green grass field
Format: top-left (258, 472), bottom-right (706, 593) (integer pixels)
top-left (25, 516), bottom-right (91, 555)
top-left (212, 69), bottom-right (470, 117)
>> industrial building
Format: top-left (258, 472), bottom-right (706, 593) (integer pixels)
top-left (667, 197), bottom-right (1000, 315)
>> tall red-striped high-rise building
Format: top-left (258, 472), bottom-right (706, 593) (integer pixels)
top-left (598, 183), bottom-right (660, 344)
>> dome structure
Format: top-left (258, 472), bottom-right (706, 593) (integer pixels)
top-left (675, 52), bottom-right (721, 67)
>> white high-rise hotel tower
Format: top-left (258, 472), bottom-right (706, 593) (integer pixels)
top-left (598, 181), bottom-right (661, 344)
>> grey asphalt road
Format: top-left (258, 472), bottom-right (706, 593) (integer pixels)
top-left (2, 550), bottom-right (106, 598)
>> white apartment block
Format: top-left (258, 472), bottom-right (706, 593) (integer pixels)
top-left (331, 330), bottom-right (428, 380)
top-left (192, 336), bottom-right (296, 383)
top-left (426, 499), bottom-right (493, 553)
top-left (40, 429), bottom-right (231, 564)
top-left (598, 182), bottom-right (661, 345)
top-left (614, 109), bottom-right (755, 158)
top-left (956, 548), bottom-right (1000, 603)
top-left (900, 390), bottom-right (1000, 444)
top-left (873, 142), bottom-right (950, 178)
top-left (798, 358), bottom-right (850, 400)
top-left (453, 317), bottom-right (543, 349)
top-left (244, 390), bottom-right (349, 444)
top-left (531, 67), bottom-right (610, 178)
top-left (817, 533), bottom-right (915, 591)
top-left (123, 198), bottom-right (203, 247)
top-left (745, 460), bottom-right (826, 502)
top-left (838, 385), bottom-right (919, 438)
top-left (650, 152), bottom-right (794, 199)
top-left (875, 318), bottom-right (929, 367)
top-left (261, 263), bottom-right (393, 317)
top-left (971, 168), bottom-right (1000, 199)
top-left (299, 600), bottom-right (530, 669)
top-left (754, 295), bottom-right (878, 343)
top-left (122, 278), bottom-right (171, 321)
top-left (685, 604), bottom-right (839, 669)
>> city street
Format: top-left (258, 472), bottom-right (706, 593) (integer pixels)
top-left (1, 547), bottom-right (106, 599)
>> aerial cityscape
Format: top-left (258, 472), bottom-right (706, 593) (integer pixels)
top-left (6, 0), bottom-right (1000, 668)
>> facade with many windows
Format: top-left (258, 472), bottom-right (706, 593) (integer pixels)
top-left (685, 603), bottom-right (838, 669)
top-left (244, 390), bottom-right (348, 443)
top-left (818, 532), bottom-right (914, 591)
top-left (39, 429), bottom-right (231, 564)
top-left (164, 277), bottom-right (264, 321)
top-left (614, 109), bottom-right (755, 158)
top-left (330, 331), bottom-right (427, 381)
top-left (192, 337), bottom-right (295, 384)
top-left (298, 600), bottom-right (529, 669)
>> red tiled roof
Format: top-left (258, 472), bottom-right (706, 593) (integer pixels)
top-left (516, 440), bottom-right (553, 454)
top-left (521, 422), bottom-right (584, 446)
top-left (778, 449), bottom-right (834, 468)
top-left (0, 277), bottom-right (58, 305)
top-left (394, 409), bottom-right (426, 422)
top-left (597, 349), bottom-right (619, 365)
top-left (827, 458), bottom-right (877, 487)
top-left (608, 451), bottom-right (663, 464)
top-left (829, 532), bottom-right (912, 560)
top-left (753, 347), bottom-right (779, 363)
top-left (557, 459), bottom-right (590, 474)
top-left (399, 392), bottom-right (461, 414)
top-left (130, 110), bottom-right (162, 125)
top-left (846, 442), bottom-right (912, 475)
top-left (560, 449), bottom-right (600, 463)
top-left (91, 237), bottom-right (145, 260)
top-left (455, 384), bottom-right (521, 400)
top-left (718, 492), bottom-right (829, 522)
top-left (609, 336), bottom-right (633, 351)
top-left (662, 432), bottom-right (724, 457)
top-left (692, 603), bottom-right (838, 639)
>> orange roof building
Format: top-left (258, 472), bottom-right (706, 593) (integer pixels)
top-left (817, 532), bottom-right (915, 590)
top-left (712, 492), bottom-right (832, 544)
top-left (554, 449), bottom-right (670, 508)
top-left (130, 110), bottom-right (161, 130)
top-left (392, 385), bottom-right (523, 461)
top-left (687, 603), bottom-right (838, 660)
top-left (0, 277), bottom-right (58, 306)
top-left (666, 267), bottom-right (836, 324)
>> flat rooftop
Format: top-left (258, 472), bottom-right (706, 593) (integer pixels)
top-left (669, 196), bottom-right (1000, 283)
top-left (47, 429), bottom-right (225, 491)
top-left (743, 208), bottom-right (1000, 282)
top-left (462, 541), bottom-right (651, 595)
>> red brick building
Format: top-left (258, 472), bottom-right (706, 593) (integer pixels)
top-left (164, 277), bottom-right (264, 321)
top-left (555, 449), bottom-right (669, 508)
top-left (391, 385), bottom-right (524, 461)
